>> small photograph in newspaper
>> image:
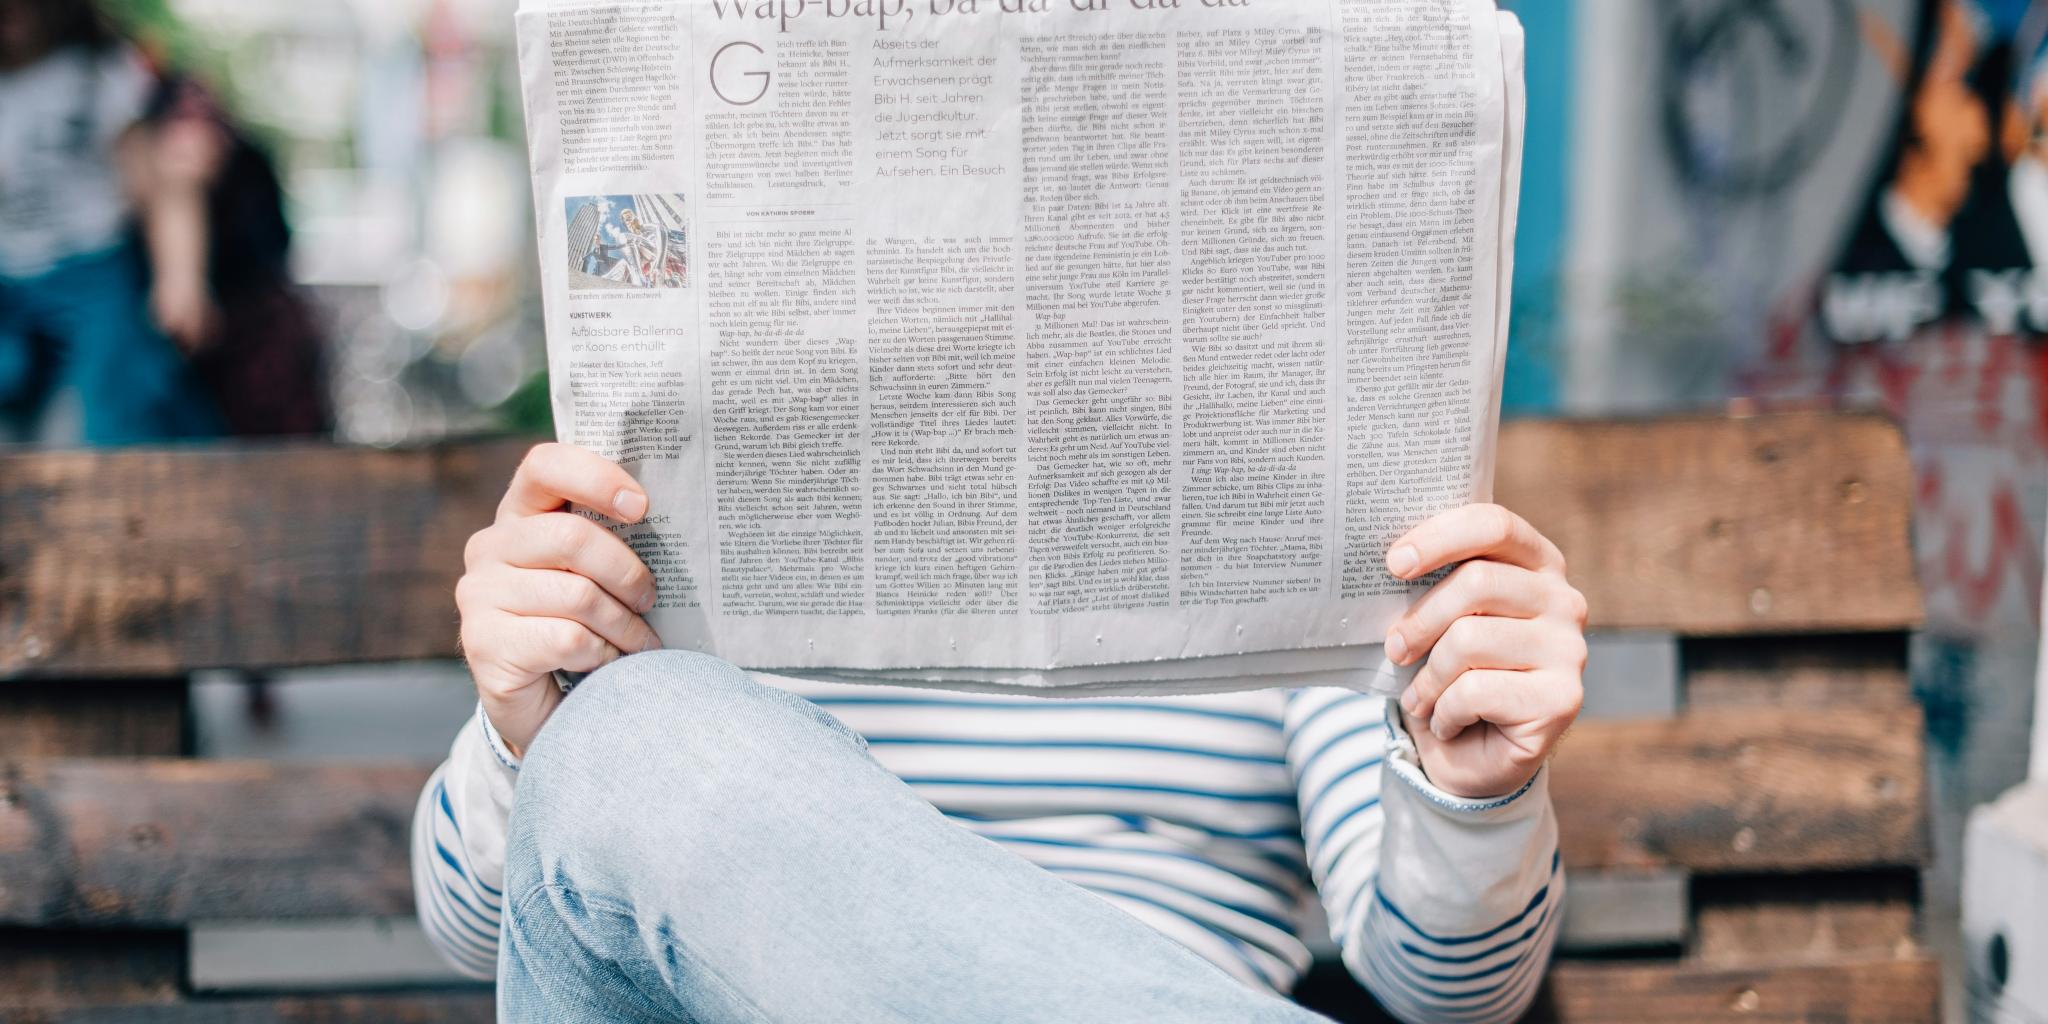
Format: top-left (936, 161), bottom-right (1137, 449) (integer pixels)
top-left (565, 193), bottom-right (693, 290)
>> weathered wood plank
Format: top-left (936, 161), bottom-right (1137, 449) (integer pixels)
top-left (0, 931), bottom-right (183, 1012)
top-left (0, 441), bottom-right (529, 679)
top-left (1, 413), bottom-right (1918, 677)
top-left (1690, 872), bottom-right (1922, 967)
top-left (1683, 634), bottom-right (1916, 711)
top-left (13, 961), bottom-right (1937, 1024)
top-left (0, 682), bottom-right (186, 757)
top-left (1495, 412), bottom-right (1922, 635)
top-left (0, 760), bottom-right (426, 925)
top-left (4, 992), bottom-right (493, 1023)
top-left (1531, 957), bottom-right (1940, 1023)
top-left (1550, 706), bottom-right (1925, 873)
top-left (0, 703), bottom-right (1922, 925)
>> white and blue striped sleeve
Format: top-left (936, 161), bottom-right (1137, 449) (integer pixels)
top-left (409, 704), bottom-right (521, 980)
top-left (1283, 688), bottom-right (1562, 1024)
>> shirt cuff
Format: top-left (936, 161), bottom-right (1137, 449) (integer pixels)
top-left (1381, 696), bottom-right (1545, 819)
top-left (475, 703), bottom-right (523, 773)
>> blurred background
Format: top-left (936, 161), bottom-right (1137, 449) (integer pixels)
top-left (2, 0), bottom-right (2042, 1019)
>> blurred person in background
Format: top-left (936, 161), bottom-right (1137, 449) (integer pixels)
top-left (0, 0), bottom-right (328, 445)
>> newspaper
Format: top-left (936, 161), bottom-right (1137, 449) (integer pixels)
top-left (513, 0), bottom-right (1525, 696)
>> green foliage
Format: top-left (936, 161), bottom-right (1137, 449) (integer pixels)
top-left (497, 371), bottom-right (556, 436)
top-left (97, 0), bottom-right (205, 72)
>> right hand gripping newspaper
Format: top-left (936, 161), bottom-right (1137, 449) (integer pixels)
top-left (513, 0), bottom-right (1525, 697)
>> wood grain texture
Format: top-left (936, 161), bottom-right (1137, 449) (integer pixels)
top-left (1, 412), bottom-right (1919, 677)
top-left (0, 760), bottom-right (428, 926)
top-left (1690, 872), bottom-right (1922, 967)
top-left (1550, 706), bottom-right (1925, 873)
top-left (1531, 957), bottom-right (1940, 1023)
top-left (0, 703), bottom-right (1922, 925)
top-left (0, 440), bottom-right (530, 679)
top-left (0, 992), bottom-right (492, 1024)
top-left (1683, 634), bottom-right (1915, 711)
top-left (8, 962), bottom-right (1937, 1024)
top-left (0, 931), bottom-right (182, 1012)
top-left (0, 683), bottom-right (186, 757)
top-left (1495, 412), bottom-right (1922, 635)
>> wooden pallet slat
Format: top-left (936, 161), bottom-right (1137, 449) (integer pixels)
top-left (0, 761), bottom-right (425, 926)
top-left (1551, 706), bottom-right (1926, 873)
top-left (11, 992), bottom-right (494, 1024)
top-left (1536, 957), bottom-right (1940, 1023)
top-left (0, 702), bottom-right (1923, 926)
top-left (0, 441), bottom-right (528, 679)
top-left (1494, 412), bottom-right (1921, 636)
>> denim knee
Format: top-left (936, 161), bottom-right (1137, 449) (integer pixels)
top-left (529, 651), bottom-right (853, 760)
top-left (508, 652), bottom-right (859, 867)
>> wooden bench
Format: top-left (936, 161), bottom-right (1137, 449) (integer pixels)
top-left (0, 410), bottom-right (1936, 1022)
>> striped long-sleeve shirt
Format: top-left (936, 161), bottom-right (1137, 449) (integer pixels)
top-left (413, 677), bottom-right (1561, 1022)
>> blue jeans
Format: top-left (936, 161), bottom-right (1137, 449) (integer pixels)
top-left (501, 651), bottom-right (1333, 1023)
top-left (0, 244), bottom-right (221, 445)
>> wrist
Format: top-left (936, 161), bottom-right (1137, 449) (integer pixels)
top-left (476, 702), bottom-right (527, 770)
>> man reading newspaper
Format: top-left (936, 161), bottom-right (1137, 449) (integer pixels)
top-left (414, 0), bottom-right (1581, 1020)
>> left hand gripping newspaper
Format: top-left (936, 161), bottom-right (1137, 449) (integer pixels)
top-left (514, 0), bottom-right (1525, 696)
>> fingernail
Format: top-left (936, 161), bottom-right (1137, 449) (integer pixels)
top-left (1387, 545), bottom-right (1419, 578)
top-left (1400, 688), bottom-right (1418, 716)
top-left (615, 488), bottom-right (648, 520)
top-left (1432, 720), bottom-right (1451, 741)
top-left (636, 588), bottom-right (657, 614)
top-left (1385, 630), bottom-right (1410, 665)
top-left (642, 633), bottom-right (664, 653)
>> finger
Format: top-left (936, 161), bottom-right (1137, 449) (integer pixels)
top-left (1427, 669), bottom-right (1541, 742)
top-left (1409, 614), bottom-right (1548, 720)
top-left (471, 513), bottom-right (658, 613)
top-left (518, 615), bottom-right (626, 674)
top-left (1385, 560), bottom-right (1560, 665)
top-left (499, 443), bottom-right (648, 524)
top-left (483, 565), bottom-right (661, 657)
top-left (1403, 616), bottom-right (1575, 721)
top-left (460, 607), bottom-right (611, 698)
top-left (1386, 503), bottom-right (1564, 580)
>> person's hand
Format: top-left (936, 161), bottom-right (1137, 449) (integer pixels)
top-left (1383, 504), bottom-right (1586, 799)
top-left (456, 444), bottom-right (662, 756)
top-left (150, 275), bottom-right (217, 353)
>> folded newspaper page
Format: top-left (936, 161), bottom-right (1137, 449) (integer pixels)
top-left (514, 0), bottom-right (1524, 695)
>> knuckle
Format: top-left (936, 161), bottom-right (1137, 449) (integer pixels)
top-left (1562, 678), bottom-right (1586, 720)
top-left (623, 558), bottom-right (655, 592)
top-left (1560, 583), bottom-right (1590, 626)
top-left (540, 616), bottom-right (587, 656)
top-left (523, 441), bottom-right (563, 470)
top-left (543, 513), bottom-right (587, 557)
top-left (1481, 503), bottom-right (1519, 544)
top-left (559, 573), bottom-right (604, 617)
top-left (1562, 632), bottom-right (1589, 674)
top-left (462, 529), bottom-right (488, 570)
top-left (1469, 556), bottom-right (1506, 595)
